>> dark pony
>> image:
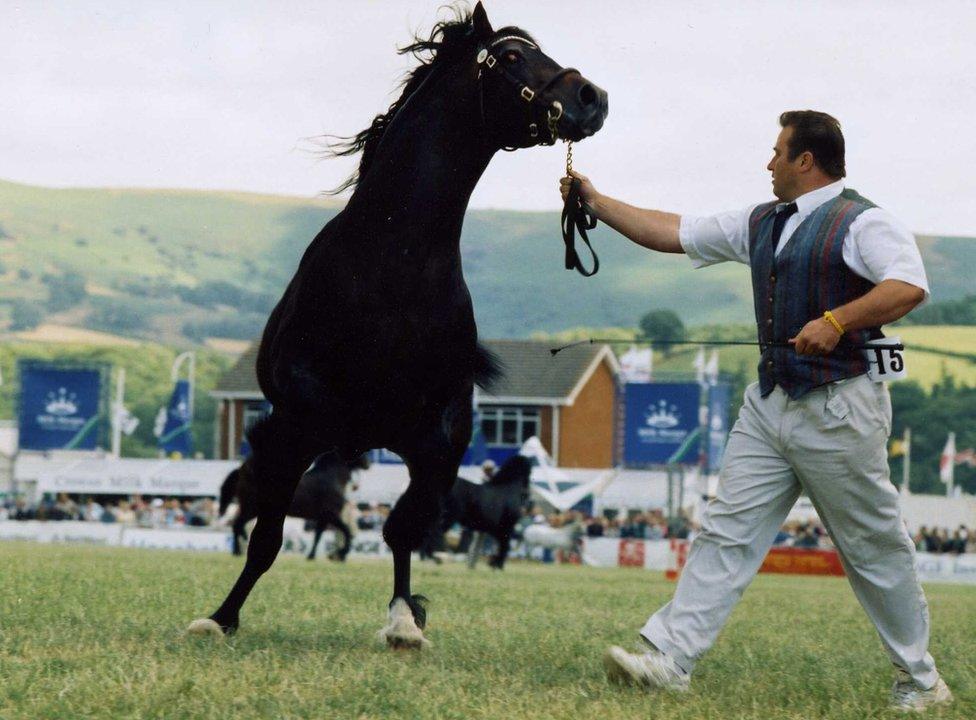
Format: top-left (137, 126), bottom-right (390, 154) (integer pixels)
top-left (423, 453), bottom-right (533, 569)
top-left (188, 2), bottom-right (607, 649)
top-left (220, 452), bottom-right (369, 561)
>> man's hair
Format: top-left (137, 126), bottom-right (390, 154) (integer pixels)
top-left (779, 110), bottom-right (846, 179)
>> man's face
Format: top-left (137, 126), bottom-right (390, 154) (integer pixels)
top-left (766, 126), bottom-right (803, 201)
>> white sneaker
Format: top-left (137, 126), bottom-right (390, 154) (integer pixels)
top-left (890, 669), bottom-right (953, 712)
top-left (603, 643), bottom-right (690, 693)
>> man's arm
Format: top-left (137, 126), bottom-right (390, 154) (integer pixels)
top-left (790, 279), bottom-right (926, 355)
top-left (559, 171), bottom-right (683, 254)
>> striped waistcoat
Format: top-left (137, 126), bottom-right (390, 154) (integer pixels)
top-left (749, 189), bottom-right (882, 399)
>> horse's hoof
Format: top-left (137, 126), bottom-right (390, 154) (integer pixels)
top-left (186, 618), bottom-right (226, 639)
top-left (377, 598), bottom-right (430, 650)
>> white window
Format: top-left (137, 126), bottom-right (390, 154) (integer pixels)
top-left (480, 406), bottom-right (540, 447)
top-left (242, 401), bottom-right (270, 435)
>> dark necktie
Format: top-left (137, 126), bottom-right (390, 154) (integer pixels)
top-left (771, 202), bottom-right (798, 251)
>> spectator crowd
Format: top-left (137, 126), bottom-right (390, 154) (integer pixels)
top-left (1, 493), bottom-right (216, 528)
top-left (1, 493), bottom-right (972, 554)
top-left (914, 525), bottom-right (973, 554)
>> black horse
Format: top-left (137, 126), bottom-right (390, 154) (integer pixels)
top-left (220, 452), bottom-right (370, 561)
top-left (187, 2), bottom-right (607, 649)
top-left (422, 454), bottom-right (532, 569)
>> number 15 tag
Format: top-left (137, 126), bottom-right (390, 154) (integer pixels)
top-left (864, 336), bottom-right (907, 382)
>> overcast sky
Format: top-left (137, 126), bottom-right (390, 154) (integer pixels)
top-left (2, 1), bottom-right (975, 235)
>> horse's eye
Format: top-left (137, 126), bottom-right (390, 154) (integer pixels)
top-left (504, 50), bottom-right (521, 64)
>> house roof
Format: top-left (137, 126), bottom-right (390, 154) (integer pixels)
top-left (479, 340), bottom-right (618, 404)
top-left (213, 342), bottom-right (261, 395)
top-left (212, 338), bottom-right (619, 404)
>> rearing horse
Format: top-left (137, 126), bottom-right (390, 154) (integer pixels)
top-left (188, 2), bottom-right (607, 649)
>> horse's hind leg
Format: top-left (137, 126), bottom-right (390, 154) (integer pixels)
top-left (380, 454), bottom-right (463, 648)
top-left (330, 516), bottom-right (352, 561)
top-left (188, 414), bottom-right (318, 636)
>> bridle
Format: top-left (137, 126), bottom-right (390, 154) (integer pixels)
top-left (476, 35), bottom-right (578, 148)
top-left (476, 34), bottom-right (600, 277)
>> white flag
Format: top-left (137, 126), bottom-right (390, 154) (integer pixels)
top-left (692, 346), bottom-right (706, 384)
top-left (119, 407), bottom-right (140, 436)
top-left (939, 432), bottom-right (956, 485)
top-left (620, 345), bottom-right (652, 383)
top-left (705, 350), bottom-right (720, 386)
top-left (153, 406), bottom-right (167, 438)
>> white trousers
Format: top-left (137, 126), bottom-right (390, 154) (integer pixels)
top-left (641, 376), bottom-right (939, 689)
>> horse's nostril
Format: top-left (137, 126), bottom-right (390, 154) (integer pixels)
top-left (578, 83), bottom-right (597, 106)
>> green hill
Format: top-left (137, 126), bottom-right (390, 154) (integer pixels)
top-left (1, 179), bottom-right (974, 343)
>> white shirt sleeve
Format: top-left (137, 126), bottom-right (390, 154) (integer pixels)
top-left (843, 208), bottom-right (931, 302)
top-left (678, 204), bottom-right (760, 268)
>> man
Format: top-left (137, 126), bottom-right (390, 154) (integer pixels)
top-left (481, 458), bottom-right (497, 482)
top-left (561, 111), bottom-right (952, 712)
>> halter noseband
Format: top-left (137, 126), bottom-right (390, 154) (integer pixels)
top-left (476, 36), bottom-right (601, 278)
top-left (476, 35), bottom-right (578, 147)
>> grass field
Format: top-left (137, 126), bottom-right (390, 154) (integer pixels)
top-left (0, 544), bottom-right (973, 719)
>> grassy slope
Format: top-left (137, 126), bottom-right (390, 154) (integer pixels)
top-left (0, 179), bottom-right (340, 291)
top-left (0, 544), bottom-right (972, 720)
top-left (2, 179), bottom-right (974, 340)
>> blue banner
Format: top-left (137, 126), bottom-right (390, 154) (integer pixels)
top-left (18, 363), bottom-right (103, 450)
top-left (705, 382), bottom-right (732, 474)
top-left (158, 380), bottom-right (193, 457)
top-left (623, 383), bottom-right (701, 466)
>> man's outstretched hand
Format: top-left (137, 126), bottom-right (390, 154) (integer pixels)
top-left (559, 169), bottom-right (599, 212)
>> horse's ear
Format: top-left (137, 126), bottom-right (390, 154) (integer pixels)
top-left (472, 2), bottom-right (493, 41)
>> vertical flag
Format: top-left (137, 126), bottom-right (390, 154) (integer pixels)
top-left (705, 382), bottom-right (731, 474)
top-left (156, 379), bottom-right (194, 457)
top-left (939, 432), bottom-right (956, 496)
top-left (704, 350), bottom-right (720, 386)
top-left (692, 346), bottom-right (706, 385)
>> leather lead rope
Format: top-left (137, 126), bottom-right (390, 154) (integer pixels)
top-left (561, 141), bottom-right (599, 277)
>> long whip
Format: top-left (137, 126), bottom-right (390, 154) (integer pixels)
top-left (549, 337), bottom-right (904, 357)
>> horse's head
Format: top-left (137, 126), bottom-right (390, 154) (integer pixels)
top-left (488, 453), bottom-right (533, 486)
top-left (472, 2), bottom-right (608, 149)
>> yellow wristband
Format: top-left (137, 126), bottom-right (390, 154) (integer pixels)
top-left (823, 310), bottom-right (845, 335)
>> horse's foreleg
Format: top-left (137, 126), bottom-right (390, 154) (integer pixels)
top-left (308, 521), bottom-right (325, 561)
top-left (231, 514), bottom-right (249, 556)
top-left (466, 531), bottom-right (484, 570)
top-left (457, 527), bottom-right (473, 554)
top-left (489, 532), bottom-right (511, 570)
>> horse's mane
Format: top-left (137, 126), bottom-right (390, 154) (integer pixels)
top-left (326, 6), bottom-right (536, 193)
top-left (487, 454), bottom-right (533, 486)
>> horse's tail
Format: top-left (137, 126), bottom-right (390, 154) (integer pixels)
top-left (474, 343), bottom-right (503, 390)
top-left (219, 468), bottom-right (240, 517)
